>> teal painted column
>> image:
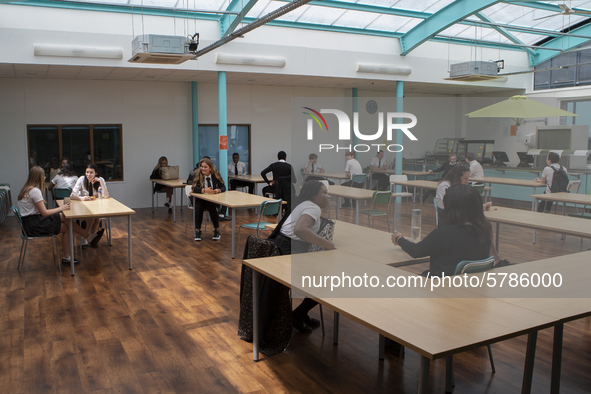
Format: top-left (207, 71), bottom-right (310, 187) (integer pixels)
top-left (218, 71), bottom-right (228, 186)
top-left (352, 88), bottom-right (358, 148)
top-left (191, 81), bottom-right (199, 167)
top-left (396, 81), bottom-right (404, 198)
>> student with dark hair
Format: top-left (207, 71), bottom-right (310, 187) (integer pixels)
top-left (534, 152), bottom-right (568, 213)
top-left (261, 151), bottom-right (296, 212)
top-left (228, 152), bottom-right (253, 194)
top-left (304, 153), bottom-right (334, 185)
top-left (48, 161), bottom-right (77, 191)
top-left (465, 152), bottom-right (484, 179)
top-left (393, 184), bottom-right (493, 277)
top-left (435, 164), bottom-right (470, 224)
top-left (369, 150), bottom-right (389, 190)
top-left (192, 158), bottom-right (226, 241)
top-left (150, 156), bottom-right (174, 212)
top-left (271, 180), bottom-right (334, 333)
top-left (71, 163), bottom-right (108, 247)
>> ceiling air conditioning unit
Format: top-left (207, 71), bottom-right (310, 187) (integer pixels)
top-left (128, 34), bottom-right (194, 65)
top-left (446, 60), bottom-right (503, 82)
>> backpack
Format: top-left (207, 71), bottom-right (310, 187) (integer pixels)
top-left (550, 165), bottom-right (569, 193)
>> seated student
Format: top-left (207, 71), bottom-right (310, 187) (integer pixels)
top-left (271, 180), bottom-right (334, 333)
top-left (192, 158), bottom-right (225, 241)
top-left (423, 153), bottom-right (458, 202)
top-left (465, 152), bottom-right (484, 179)
top-left (71, 163), bottom-right (108, 247)
top-left (187, 155), bottom-right (212, 185)
top-left (48, 161), bottom-right (77, 192)
top-left (228, 152), bottom-right (253, 194)
top-left (341, 151), bottom-right (364, 207)
top-left (435, 164), bottom-right (470, 225)
top-left (150, 156), bottom-right (174, 213)
top-left (304, 153), bottom-right (334, 185)
top-left (392, 184), bottom-right (494, 277)
top-left (369, 150), bottom-right (389, 190)
top-left (18, 166), bottom-right (91, 265)
top-left (534, 152), bottom-right (568, 213)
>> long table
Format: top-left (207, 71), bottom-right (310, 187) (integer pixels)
top-left (471, 177), bottom-right (545, 211)
top-left (484, 206), bottom-right (591, 250)
top-left (244, 250), bottom-right (559, 393)
top-left (530, 191), bottom-right (591, 214)
top-left (327, 185), bottom-right (375, 225)
top-left (302, 171), bottom-right (350, 184)
top-left (189, 190), bottom-right (282, 258)
top-left (151, 178), bottom-right (187, 223)
top-left (228, 174), bottom-right (270, 195)
top-left (60, 198), bottom-right (135, 276)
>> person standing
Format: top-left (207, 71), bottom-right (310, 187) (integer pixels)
top-left (261, 151), bottom-right (296, 213)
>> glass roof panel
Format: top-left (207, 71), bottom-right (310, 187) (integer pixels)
top-left (292, 4), bottom-right (347, 25)
top-left (366, 14), bottom-right (422, 33)
top-left (330, 9), bottom-right (385, 30)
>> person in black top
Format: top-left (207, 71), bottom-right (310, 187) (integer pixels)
top-left (261, 151), bottom-right (297, 213)
top-left (192, 158), bottom-right (226, 241)
top-left (422, 153), bottom-right (458, 202)
top-left (392, 184), bottom-right (493, 277)
top-left (150, 156), bottom-right (174, 213)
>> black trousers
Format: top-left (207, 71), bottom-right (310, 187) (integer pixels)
top-left (194, 199), bottom-right (219, 229)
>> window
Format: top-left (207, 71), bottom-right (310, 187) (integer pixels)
top-left (534, 46), bottom-right (591, 91)
top-left (27, 124), bottom-right (123, 181)
top-left (560, 100), bottom-right (591, 164)
top-left (198, 125), bottom-right (251, 173)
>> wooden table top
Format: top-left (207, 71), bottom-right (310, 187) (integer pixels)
top-left (484, 207), bottom-right (591, 238)
top-left (151, 178), bottom-right (188, 187)
top-left (303, 171), bottom-right (350, 180)
top-left (327, 185), bottom-right (376, 199)
top-left (390, 179), bottom-right (439, 190)
top-left (369, 169), bottom-right (431, 177)
top-left (333, 221), bottom-right (428, 266)
top-left (229, 174), bottom-right (269, 183)
top-left (530, 192), bottom-right (591, 204)
top-left (59, 198), bottom-right (135, 219)
top-left (189, 190), bottom-right (281, 208)
top-left (244, 251), bottom-right (557, 360)
top-left (473, 177), bottom-right (545, 188)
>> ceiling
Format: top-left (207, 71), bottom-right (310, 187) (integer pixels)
top-left (0, 63), bottom-right (522, 96)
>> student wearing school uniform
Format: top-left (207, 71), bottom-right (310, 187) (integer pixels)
top-left (341, 151), bottom-right (364, 207)
top-left (369, 150), bottom-right (389, 190)
top-left (18, 166), bottom-right (91, 265)
top-left (48, 161), bottom-right (78, 192)
top-left (150, 156), bottom-right (174, 213)
top-left (192, 158), bottom-right (226, 241)
top-left (70, 163), bottom-right (109, 247)
top-left (218, 153), bottom-right (251, 220)
top-left (465, 152), bottom-right (484, 179)
top-left (534, 152), bottom-right (568, 213)
top-left (422, 153), bottom-right (459, 202)
top-left (304, 153), bottom-right (334, 185)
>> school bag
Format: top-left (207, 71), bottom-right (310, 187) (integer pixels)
top-left (550, 165), bottom-right (569, 193)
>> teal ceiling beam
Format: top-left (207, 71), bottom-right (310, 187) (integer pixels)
top-left (272, 0), bottom-right (431, 19)
top-left (474, 12), bottom-right (535, 56)
top-left (220, 0), bottom-right (260, 37)
top-left (244, 17), bottom-right (525, 52)
top-left (399, 0), bottom-right (503, 56)
top-left (531, 23), bottom-right (591, 66)
top-left (1, 0), bottom-right (222, 21)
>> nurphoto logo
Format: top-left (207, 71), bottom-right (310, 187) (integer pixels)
top-left (303, 107), bottom-right (417, 153)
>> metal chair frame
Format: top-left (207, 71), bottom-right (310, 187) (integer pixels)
top-left (236, 199), bottom-right (282, 256)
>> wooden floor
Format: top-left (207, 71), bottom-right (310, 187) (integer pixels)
top-left (1, 198), bottom-right (590, 393)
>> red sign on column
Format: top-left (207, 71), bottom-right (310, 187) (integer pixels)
top-left (219, 135), bottom-right (228, 150)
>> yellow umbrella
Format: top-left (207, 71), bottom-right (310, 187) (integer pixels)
top-left (465, 95), bottom-right (578, 125)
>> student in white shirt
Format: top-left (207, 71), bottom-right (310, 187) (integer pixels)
top-left (304, 153), bottom-right (334, 185)
top-left (18, 166), bottom-right (91, 265)
top-left (341, 151), bottom-right (364, 207)
top-left (534, 152), bottom-right (568, 213)
top-left (48, 161), bottom-right (78, 192)
top-left (369, 150), bottom-right (389, 190)
top-left (71, 163), bottom-right (109, 247)
top-left (228, 152), bottom-right (252, 194)
top-left (465, 152), bottom-right (484, 179)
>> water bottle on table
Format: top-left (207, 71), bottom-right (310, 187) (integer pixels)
top-left (98, 186), bottom-right (103, 199)
top-left (411, 209), bottom-right (422, 242)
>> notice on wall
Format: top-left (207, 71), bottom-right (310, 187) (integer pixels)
top-left (219, 135), bottom-right (228, 150)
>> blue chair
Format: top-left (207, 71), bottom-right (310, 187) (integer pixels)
top-left (358, 191), bottom-right (391, 231)
top-left (446, 256), bottom-right (496, 389)
top-left (236, 199), bottom-right (282, 256)
top-left (11, 206), bottom-right (60, 272)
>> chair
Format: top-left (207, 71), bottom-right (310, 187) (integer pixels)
top-left (11, 206), bottom-right (60, 272)
top-left (471, 182), bottom-right (485, 196)
top-left (359, 191), bottom-right (391, 231)
top-left (352, 173), bottom-right (367, 189)
top-left (447, 256), bottom-right (496, 386)
top-left (236, 199), bottom-right (282, 256)
top-left (52, 187), bottom-right (72, 201)
top-left (151, 182), bottom-right (167, 212)
top-left (184, 185), bottom-right (194, 234)
top-left (389, 175), bottom-right (414, 202)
